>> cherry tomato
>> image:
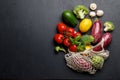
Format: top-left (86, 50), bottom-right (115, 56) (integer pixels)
top-left (69, 45), bottom-right (77, 52)
top-left (63, 38), bottom-right (71, 47)
top-left (57, 22), bottom-right (67, 34)
top-left (65, 27), bottom-right (74, 37)
top-left (74, 31), bottom-right (82, 38)
top-left (54, 34), bottom-right (64, 44)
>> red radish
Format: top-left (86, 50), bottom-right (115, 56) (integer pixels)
top-left (73, 57), bottom-right (92, 72)
top-left (91, 19), bottom-right (102, 44)
top-left (93, 33), bottom-right (112, 51)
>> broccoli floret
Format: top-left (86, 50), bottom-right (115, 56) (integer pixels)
top-left (104, 21), bottom-right (115, 32)
top-left (73, 5), bottom-right (89, 19)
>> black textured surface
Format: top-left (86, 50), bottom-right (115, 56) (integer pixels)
top-left (0, 0), bottom-right (120, 79)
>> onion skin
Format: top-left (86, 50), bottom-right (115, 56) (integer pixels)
top-left (93, 33), bottom-right (112, 51)
top-left (91, 19), bottom-right (102, 44)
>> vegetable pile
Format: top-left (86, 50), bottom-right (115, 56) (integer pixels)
top-left (53, 3), bottom-right (115, 74)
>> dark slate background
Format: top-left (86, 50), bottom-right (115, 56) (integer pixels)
top-left (0, 0), bottom-right (120, 79)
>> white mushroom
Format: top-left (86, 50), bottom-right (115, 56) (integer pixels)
top-left (90, 3), bottom-right (97, 10)
top-left (89, 11), bottom-right (96, 17)
top-left (96, 10), bottom-right (104, 17)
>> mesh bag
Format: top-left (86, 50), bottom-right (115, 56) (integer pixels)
top-left (64, 39), bottom-right (109, 74)
top-left (91, 38), bottom-right (109, 60)
top-left (65, 53), bottom-right (96, 74)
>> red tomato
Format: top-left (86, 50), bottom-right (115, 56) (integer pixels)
top-left (63, 38), bottom-right (71, 47)
top-left (69, 45), bottom-right (77, 52)
top-left (74, 31), bottom-right (82, 38)
top-left (54, 34), bottom-right (64, 44)
top-left (65, 27), bottom-right (74, 37)
top-left (57, 22), bottom-right (67, 34)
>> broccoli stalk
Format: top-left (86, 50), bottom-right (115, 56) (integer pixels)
top-left (104, 21), bottom-right (115, 32)
top-left (73, 5), bottom-right (89, 19)
top-left (55, 46), bottom-right (66, 53)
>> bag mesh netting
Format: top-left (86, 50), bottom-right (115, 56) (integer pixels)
top-left (64, 39), bottom-right (109, 74)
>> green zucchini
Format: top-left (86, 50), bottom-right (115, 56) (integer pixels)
top-left (62, 10), bottom-right (77, 27)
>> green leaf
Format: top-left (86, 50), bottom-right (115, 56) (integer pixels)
top-left (69, 37), bottom-right (74, 44)
top-left (77, 44), bottom-right (85, 51)
top-left (74, 41), bottom-right (81, 45)
top-left (80, 35), bottom-right (94, 45)
top-left (75, 36), bottom-right (81, 41)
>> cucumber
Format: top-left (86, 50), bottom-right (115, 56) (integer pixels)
top-left (62, 10), bottom-right (77, 27)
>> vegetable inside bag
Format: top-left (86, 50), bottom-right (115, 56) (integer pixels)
top-left (64, 39), bottom-right (109, 74)
top-left (65, 52), bottom-right (96, 74)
